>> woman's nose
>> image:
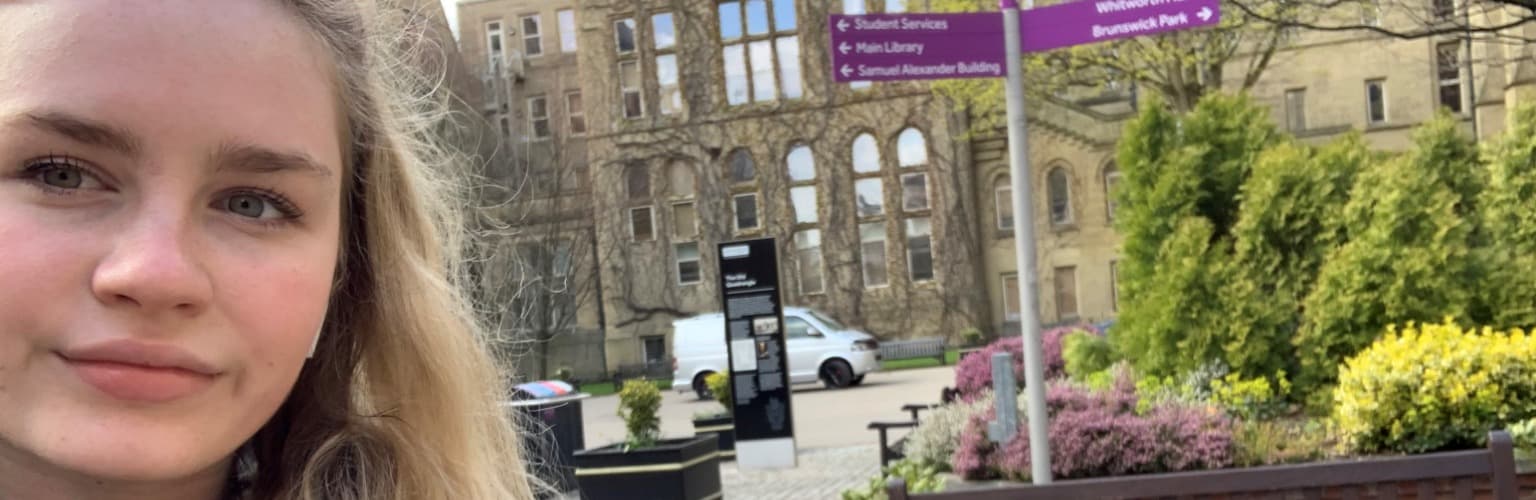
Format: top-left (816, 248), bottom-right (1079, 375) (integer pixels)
top-left (90, 214), bottom-right (213, 317)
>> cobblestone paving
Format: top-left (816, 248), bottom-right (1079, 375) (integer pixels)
top-left (720, 445), bottom-right (881, 500)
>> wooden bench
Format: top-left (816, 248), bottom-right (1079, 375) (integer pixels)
top-left (868, 388), bottom-right (960, 468)
top-left (881, 338), bottom-right (949, 366)
top-left (887, 431), bottom-right (1520, 500)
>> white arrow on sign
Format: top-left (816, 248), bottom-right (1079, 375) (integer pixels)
top-left (840, 65), bottom-right (854, 78)
top-left (839, 42), bottom-right (851, 55)
top-left (837, 19), bottom-right (850, 32)
top-left (1196, 7), bottom-right (1212, 21)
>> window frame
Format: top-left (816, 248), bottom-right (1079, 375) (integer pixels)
top-left (1002, 273), bottom-right (1021, 321)
top-left (795, 229), bottom-right (825, 295)
top-left (527, 95), bottom-right (550, 140)
top-left (1054, 265), bottom-right (1079, 321)
top-left (558, 9), bottom-right (578, 53)
top-left (1436, 41), bottom-right (1465, 114)
top-left (614, 18), bottom-right (638, 54)
top-left (1365, 79), bottom-right (1388, 125)
top-left (860, 221), bottom-right (889, 289)
top-left (1285, 87), bottom-right (1307, 132)
top-left (900, 172), bottom-right (930, 212)
top-left (906, 218), bottom-right (934, 283)
top-left (629, 206), bottom-right (655, 241)
top-left (733, 192), bottom-right (761, 232)
top-left (672, 200), bottom-right (699, 239)
top-left (520, 14), bottom-right (543, 57)
top-left (675, 242), bottom-right (702, 285)
top-left (717, 0), bottom-right (802, 106)
top-left (1103, 166), bottom-right (1121, 223)
top-left (619, 60), bottom-right (645, 119)
top-left (565, 91), bottom-right (586, 135)
top-left (1046, 166), bottom-right (1074, 227)
top-left (995, 180), bottom-right (1013, 231)
top-left (485, 21), bottom-right (505, 70)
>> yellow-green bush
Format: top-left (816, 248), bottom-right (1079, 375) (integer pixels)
top-left (1210, 372), bottom-right (1291, 421)
top-left (1333, 321), bottom-right (1536, 454)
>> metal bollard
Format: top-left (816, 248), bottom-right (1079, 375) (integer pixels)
top-left (987, 352), bottom-right (1019, 443)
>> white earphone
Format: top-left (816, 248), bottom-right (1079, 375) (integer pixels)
top-left (308, 305), bottom-right (328, 359)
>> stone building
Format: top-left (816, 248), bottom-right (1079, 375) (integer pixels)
top-left (458, 0), bottom-right (608, 381)
top-left (449, 0), bottom-right (1536, 376)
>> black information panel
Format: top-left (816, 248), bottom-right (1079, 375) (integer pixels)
top-left (718, 238), bottom-right (795, 442)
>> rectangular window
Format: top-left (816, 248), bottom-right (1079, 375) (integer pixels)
top-left (860, 222), bottom-right (888, 288)
top-left (629, 206), bottom-right (654, 241)
top-left (558, 10), bottom-right (578, 53)
top-left (734, 193), bottom-right (760, 231)
top-left (901, 173), bottom-right (929, 211)
top-left (675, 242), bottom-right (701, 285)
top-left (746, 0), bottom-right (769, 36)
top-left (1285, 88), bottom-right (1306, 132)
top-left (855, 178), bottom-right (884, 217)
top-left (774, 0), bottom-right (797, 31)
top-left (673, 201), bottom-right (698, 239)
top-left (995, 184), bottom-right (1013, 230)
top-left (1110, 260), bottom-right (1120, 312)
top-left (486, 21), bottom-right (504, 68)
top-left (719, 1), bottom-right (743, 40)
top-left (1054, 266), bottom-right (1078, 320)
top-left (1002, 274), bottom-right (1020, 321)
top-left (615, 18), bottom-right (637, 54)
top-left (498, 115), bottom-right (510, 138)
top-left (619, 61), bottom-right (643, 119)
top-left (724, 44), bottom-right (749, 105)
top-left (844, 0), bottom-right (866, 14)
top-left (521, 15), bottom-right (543, 56)
top-left (906, 218), bottom-right (934, 282)
top-left (527, 96), bottom-right (549, 139)
top-left (749, 40), bottom-right (777, 102)
top-left (643, 336), bottom-right (667, 365)
top-left (776, 36), bottom-right (803, 100)
top-left (652, 13), bottom-right (676, 49)
top-left (565, 91), bottom-right (586, 135)
top-left (1104, 172), bottom-right (1121, 222)
top-left (796, 230), bottom-right (825, 294)
top-left (657, 54), bottom-right (682, 115)
top-left (1438, 42), bottom-right (1464, 113)
top-left (1366, 79), bottom-right (1387, 124)
top-left (790, 186), bottom-right (818, 224)
top-left (886, 0), bottom-right (907, 13)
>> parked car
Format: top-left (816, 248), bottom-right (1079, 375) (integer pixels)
top-left (670, 307), bottom-right (881, 400)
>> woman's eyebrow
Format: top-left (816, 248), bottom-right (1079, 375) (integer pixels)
top-left (23, 111), bottom-right (143, 157)
top-left (212, 143), bottom-right (334, 178)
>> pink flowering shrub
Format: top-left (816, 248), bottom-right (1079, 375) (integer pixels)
top-left (954, 325), bottom-right (1093, 401)
top-left (953, 368), bottom-right (1235, 481)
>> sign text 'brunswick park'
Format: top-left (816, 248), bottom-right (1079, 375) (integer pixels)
top-left (828, 0), bottom-right (1221, 82)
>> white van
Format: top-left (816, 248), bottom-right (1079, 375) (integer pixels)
top-left (670, 307), bottom-right (881, 399)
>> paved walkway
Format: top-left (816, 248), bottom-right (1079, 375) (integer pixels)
top-left (721, 445), bottom-right (880, 500)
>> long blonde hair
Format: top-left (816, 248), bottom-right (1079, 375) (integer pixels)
top-left (236, 1), bottom-right (535, 498)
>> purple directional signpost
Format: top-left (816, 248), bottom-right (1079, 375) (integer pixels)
top-left (828, 0), bottom-right (1221, 485)
top-left (828, 0), bottom-right (1220, 83)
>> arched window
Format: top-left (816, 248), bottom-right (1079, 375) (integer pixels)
top-left (728, 149), bottom-right (756, 183)
top-left (1103, 163), bottom-right (1121, 223)
top-left (1047, 166), bottom-right (1073, 226)
top-left (668, 162), bottom-right (695, 198)
top-left (852, 134), bottom-right (880, 173)
top-left (994, 176), bottom-right (1013, 231)
top-left (786, 145), bottom-right (816, 181)
top-left (786, 144), bottom-right (818, 224)
top-left (896, 128), bottom-right (927, 167)
top-left (625, 164), bottom-right (649, 199)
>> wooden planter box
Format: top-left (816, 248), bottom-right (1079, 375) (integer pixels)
top-left (573, 436), bottom-right (721, 500)
top-left (692, 414), bottom-right (735, 460)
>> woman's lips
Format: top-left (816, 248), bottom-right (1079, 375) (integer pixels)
top-left (57, 339), bottom-right (221, 403)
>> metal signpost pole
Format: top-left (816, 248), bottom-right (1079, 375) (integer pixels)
top-left (999, 0), bottom-right (1052, 484)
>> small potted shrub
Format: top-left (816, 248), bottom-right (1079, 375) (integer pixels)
top-left (691, 372), bottom-right (735, 458)
top-left (573, 380), bottom-right (721, 500)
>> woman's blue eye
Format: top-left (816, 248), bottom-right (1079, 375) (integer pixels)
top-left (40, 166), bottom-right (84, 189)
top-left (226, 194), bottom-right (278, 219)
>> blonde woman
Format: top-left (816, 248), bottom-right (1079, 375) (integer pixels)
top-left (0, 1), bottom-right (534, 499)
